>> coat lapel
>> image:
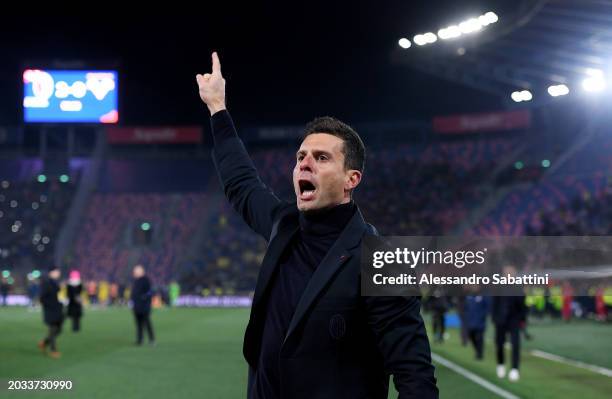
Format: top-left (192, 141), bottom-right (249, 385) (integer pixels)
top-left (283, 208), bottom-right (367, 345)
top-left (251, 213), bottom-right (299, 311)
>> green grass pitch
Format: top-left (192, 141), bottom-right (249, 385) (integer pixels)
top-left (1, 307), bottom-right (610, 398)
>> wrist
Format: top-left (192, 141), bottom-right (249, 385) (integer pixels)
top-left (207, 101), bottom-right (226, 115)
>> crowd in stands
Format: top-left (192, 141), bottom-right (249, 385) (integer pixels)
top-left (3, 130), bottom-right (612, 302)
top-left (0, 177), bottom-right (75, 275)
top-left (70, 193), bottom-right (208, 285)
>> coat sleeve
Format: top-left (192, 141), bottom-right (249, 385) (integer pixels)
top-left (363, 295), bottom-right (439, 399)
top-left (211, 110), bottom-right (285, 240)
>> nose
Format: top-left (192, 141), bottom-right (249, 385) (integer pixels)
top-left (299, 154), bottom-right (314, 172)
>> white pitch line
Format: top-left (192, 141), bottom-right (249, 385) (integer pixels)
top-left (431, 353), bottom-right (521, 399)
top-left (530, 349), bottom-right (612, 378)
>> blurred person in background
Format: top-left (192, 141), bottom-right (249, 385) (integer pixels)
top-left (109, 282), bottom-right (119, 306)
top-left (87, 280), bottom-right (97, 305)
top-left (98, 280), bottom-right (109, 306)
top-left (455, 296), bottom-right (469, 347)
top-left (562, 281), bottom-right (574, 322)
top-left (67, 270), bottom-right (83, 332)
top-left (595, 284), bottom-right (607, 321)
top-left (169, 281), bottom-right (180, 306)
top-left (0, 277), bottom-right (9, 306)
top-left (464, 287), bottom-right (490, 360)
top-left (130, 264), bottom-right (155, 346)
top-left (428, 288), bottom-right (449, 344)
top-left (38, 266), bottom-right (64, 358)
top-left (28, 277), bottom-right (40, 308)
top-left (492, 264), bottom-right (527, 382)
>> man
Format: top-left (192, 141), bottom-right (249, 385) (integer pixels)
top-left (196, 52), bottom-right (438, 398)
top-left (492, 265), bottom-right (527, 382)
top-left (427, 288), bottom-right (448, 344)
top-left (0, 277), bottom-right (9, 306)
top-left (464, 287), bottom-right (490, 360)
top-left (130, 264), bottom-right (155, 345)
top-left (66, 270), bottom-right (83, 332)
top-left (38, 266), bottom-right (64, 358)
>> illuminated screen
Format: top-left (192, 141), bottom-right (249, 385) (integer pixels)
top-left (23, 69), bottom-right (118, 123)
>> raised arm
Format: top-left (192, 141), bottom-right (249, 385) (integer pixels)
top-left (196, 53), bottom-right (284, 239)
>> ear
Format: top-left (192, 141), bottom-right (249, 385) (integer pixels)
top-left (344, 169), bottom-right (362, 192)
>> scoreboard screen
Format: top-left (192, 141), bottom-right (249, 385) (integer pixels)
top-left (23, 69), bottom-right (118, 123)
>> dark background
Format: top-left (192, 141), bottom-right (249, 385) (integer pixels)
top-left (0, 1), bottom-right (518, 126)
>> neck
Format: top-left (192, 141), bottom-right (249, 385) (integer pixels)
top-left (299, 201), bottom-right (355, 237)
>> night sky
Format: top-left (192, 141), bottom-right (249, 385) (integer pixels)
top-left (0, 1), bottom-right (514, 127)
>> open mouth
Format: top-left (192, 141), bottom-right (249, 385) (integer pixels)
top-left (298, 179), bottom-right (317, 201)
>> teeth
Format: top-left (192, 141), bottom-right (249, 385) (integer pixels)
top-left (303, 190), bottom-right (315, 196)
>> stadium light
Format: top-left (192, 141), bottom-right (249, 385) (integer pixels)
top-left (483, 12), bottom-right (498, 24)
top-left (32, 270), bottom-right (41, 278)
top-left (541, 159), bottom-right (551, 168)
top-left (548, 84), bottom-right (570, 97)
top-left (398, 38), bottom-right (411, 49)
top-left (581, 69), bottom-right (605, 93)
top-left (582, 77), bottom-right (605, 92)
top-left (59, 174), bottom-right (70, 183)
top-left (404, 11), bottom-right (498, 48)
top-left (2, 270), bottom-right (10, 278)
top-left (438, 25), bottom-right (461, 40)
top-left (414, 34), bottom-right (427, 46)
top-left (423, 32), bottom-right (437, 44)
top-left (141, 222), bottom-right (151, 231)
top-left (511, 90), bottom-right (532, 102)
top-left (459, 18), bottom-right (482, 34)
top-left (514, 161), bottom-right (524, 170)
top-left (37, 174), bottom-right (47, 183)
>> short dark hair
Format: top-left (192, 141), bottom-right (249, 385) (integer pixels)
top-left (302, 116), bottom-right (366, 172)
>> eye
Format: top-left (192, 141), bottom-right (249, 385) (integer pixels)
top-left (317, 154), bottom-right (328, 161)
top-left (297, 154), bottom-right (304, 162)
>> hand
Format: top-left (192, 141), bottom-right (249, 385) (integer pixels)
top-left (196, 52), bottom-right (226, 114)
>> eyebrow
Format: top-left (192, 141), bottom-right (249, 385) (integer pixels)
top-left (296, 149), bottom-right (334, 158)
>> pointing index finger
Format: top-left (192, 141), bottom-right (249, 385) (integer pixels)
top-left (212, 52), bottom-right (222, 75)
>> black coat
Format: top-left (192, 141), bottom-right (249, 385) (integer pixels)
top-left (212, 111), bottom-right (438, 399)
top-left (67, 284), bottom-right (83, 317)
top-left (131, 276), bottom-right (152, 314)
top-left (40, 278), bottom-right (64, 325)
top-left (491, 296), bottom-right (527, 327)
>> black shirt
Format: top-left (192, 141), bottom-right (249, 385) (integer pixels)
top-left (253, 201), bottom-right (356, 399)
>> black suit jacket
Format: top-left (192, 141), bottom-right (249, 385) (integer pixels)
top-left (491, 295), bottom-right (527, 327)
top-left (212, 111), bottom-right (438, 399)
top-left (40, 278), bottom-right (64, 325)
top-left (131, 276), bottom-right (152, 315)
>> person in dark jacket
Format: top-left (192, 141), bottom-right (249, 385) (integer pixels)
top-left (0, 277), bottom-right (9, 306)
top-left (66, 270), bottom-right (83, 332)
top-left (492, 266), bottom-right (527, 382)
top-left (131, 264), bottom-right (155, 345)
top-left (428, 289), bottom-right (449, 344)
top-left (38, 266), bottom-right (64, 358)
top-left (464, 289), bottom-right (490, 360)
top-left (196, 52), bottom-right (438, 399)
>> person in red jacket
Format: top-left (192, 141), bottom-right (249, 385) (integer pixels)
top-left (562, 282), bottom-right (574, 322)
